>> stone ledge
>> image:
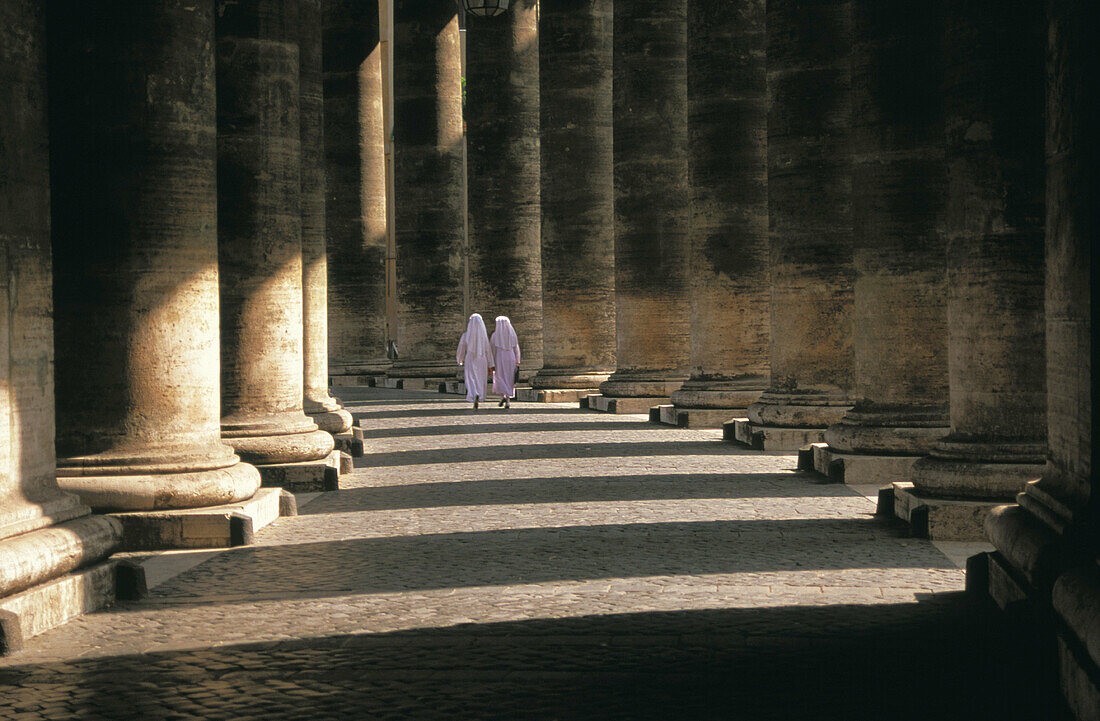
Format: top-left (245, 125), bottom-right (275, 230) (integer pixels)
top-left (0, 560), bottom-right (116, 654)
top-left (586, 395), bottom-right (667, 415)
top-left (888, 481), bottom-right (997, 541)
top-left (651, 405), bottom-right (740, 429)
top-left (256, 450), bottom-right (342, 492)
top-left (515, 387), bottom-right (597, 403)
top-left (333, 428), bottom-right (364, 456)
top-left (804, 442), bottom-right (922, 484)
top-left (725, 419), bottom-right (826, 451)
top-left (580, 393), bottom-right (601, 409)
top-left (109, 487), bottom-right (285, 551)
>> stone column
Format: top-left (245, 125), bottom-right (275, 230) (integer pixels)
top-left (388, 0), bottom-right (465, 379)
top-left (742, 0), bottom-right (856, 448)
top-left (300, 0), bottom-right (353, 435)
top-left (815, 1), bottom-right (950, 483)
top-left (323, 0), bottom-right (390, 379)
top-left (907, 0), bottom-right (1046, 512)
top-left (217, 0), bottom-right (335, 468)
top-left (598, 0), bottom-right (690, 410)
top-left (984, 0), bottom-right (1100, 713)
top-left (49, 0), bottom-right (261, 511)
top-left (1, 0), bottom-right (120, 642)
top-left (529, 0), bottom-right (616, 396)
top-left (466, 0), bottom-right (543, 379)
top-left (666, 0), bottom-right (768, 428)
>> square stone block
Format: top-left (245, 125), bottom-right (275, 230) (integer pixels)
top-left (580, 393), bottom-right (601, 409)
top-left (655, 405), bottom-right (739, 429)
top-left (333, 430), bottom-right (364, 457)
top-left (256, 450), bottom-right (341, 493)
top-left (0, 560), bottom-right (116, 654)
top-left (590, 395), bottom-right (667, 415)
top-left (889, 482), bottom-right (997, 541)
top-left (808, 443), bottom-right (922, 485)
top-left (441, 380), bottom-right (465, 395)
top-left (516, 388), bottom-right (597, 403)
top-left (726, 419), bottom-right (827, 451)
top-left (108, 487), bottom-right (285, 551)
top-left (379, 377), bottom-right (403, 389)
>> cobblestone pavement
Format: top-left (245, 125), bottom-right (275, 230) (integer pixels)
top-left (0, 388), bottom-right (1054, 720)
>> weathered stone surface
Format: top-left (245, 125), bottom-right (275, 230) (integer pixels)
top-left (823, 1), bottom-right (950, 458)
top-left (910, 0), bottom-right (1046, 500)
top-left (727, 419), bottom-right (825, 452)
top-left (216, 0), bottom-right (335, 467)
top-left (323, 0), bottom-right (390, 377)
top-left (300, 0), bottom-right (352, 436)
top-left (530, 0), bottom-right (616, 392)
top-left (48, 0), bottom-right (261, 512)
top-left (747, 0), bottom-right (856, 430)
top-left (255, 451), bottom-right (342, 493)
top-left (466, 0), bottom-right (543, 378)
top-left (0, 560), bottom-right (116, 654)
top-left (109, 488), bottom-right (284, 551)
top-left (810, 443), bottom-right (921, 486)
top-left (389, 0), bottom-right (465, 378)
top-left (671, 0), bottom-right (768, 416)
top-left (891, 482), bottom-right (996, 542)
top-left (599, 0), bottom-right (690, 400)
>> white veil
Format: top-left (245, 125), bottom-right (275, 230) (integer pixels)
top-left (464, 313), bottom-right (492, 360)
top-left (491, 315), bottom-right (519, 350)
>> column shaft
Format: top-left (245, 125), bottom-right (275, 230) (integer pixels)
top-left (823, 1), bottom-right (950, 456)
top-left (389, 0), bottom-right (465, 378)
top-left (300, 0), bottom-right (352, 434)
top-left (323, 0), bottom-right (390, 377)
top-left (670, 0), bottom-right (769, 412)
top-left (49, 0), bottom-right (260, 510)
top-left (600, 0), bottom-right (691, 399)
top-left (1, 0), bottom-right (119, 598)
top-left (466, 0), bottom-right (543, 377)
top-left (217, 0), bottom-right (334, 465)
top-left (910, 0), bottom-right (1046, 498)
top-left (531, 0), bottom-right (616, 391)
top-left (747, 0), bottom-right (856, 430)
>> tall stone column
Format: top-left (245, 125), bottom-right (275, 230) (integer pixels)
top-left (388, 0), bottom-right (465, 379)
top-left (466, 0), bottom-right (543, 380)
top-left (1, 0), bottom-right (120, 647)
top-left (323, 0), bottom-right (390, 379)
top-left (665, 0), bottom-right (768, 428)
top-left (529, 0), bottom-right (616, 396)
top-left (300, 0), bottom-right (352, 435)
top-left (598, 0), bottom-right (690, 411)
top-left (815, 1), bottom-right (950, 483)
top-left (907, 0), bottom-right (1046, 516)
top-left (49, 0), bottom-right (261, 511)
top-left (983, 0), bottom-right (1100, 713)
top-left (742, 0), bottom-right (856, 449)
top-left (217, 0), bottom-right (335, 468)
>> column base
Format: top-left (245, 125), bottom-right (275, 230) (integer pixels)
top-left (747, 391), bottom-right (854, 428)
top-left (725, 418), bottom-right (826, 450)
top-left (0, 559), bottom-right (118, 655)
top-left (650, 405), bottom-right (740, 429)
top-left (107, 487), bottom-right (286, 551)
top-left (588, 395), bottom-right (666, 415)
top-left (255, 449), bottom-right (343, 492)
top-left (439, 379), bottom-right (465, 395)
top-left (387, 359), bottom-right (459, 378)
top-left (382, 377), bottom-right (451, 391)
top-left (333, 423), bottom-right (365, 457)
top-left (57, 459), bottom-right (261, 512)
top-left (223, 426), bottom-right (334, 466)
top-left (0, 514), bottom-right (121, 598)
top-left (885, 481), bottom-right (998, 541)
top-left (802, 442), bottom-right (923, 484)
top-left (908, 438), bottom-right (1045, 499)
top-left (530, 369), bottom-right (612, 390)
top-left (305, 395), bottom-right (353, 434)
top-left (516, 387), bottom-right (599, 403)
top-left (599, 373), bottom-right (686, 399)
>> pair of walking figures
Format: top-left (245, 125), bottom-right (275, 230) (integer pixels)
top-left (456, 313), bottom-right (521, 410)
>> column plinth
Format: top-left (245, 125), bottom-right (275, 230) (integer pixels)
top-left (49, 0), bottom-right (260, 511)
top-left (600, 0), bottom-right (691, 403)
top-left (217, 0), bottom-right (335, 467)
top-left (530, 0), bottom-right (615, 394)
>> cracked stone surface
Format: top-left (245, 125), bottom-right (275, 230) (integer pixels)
top-left (0, 388), bottom-right (1049, 719)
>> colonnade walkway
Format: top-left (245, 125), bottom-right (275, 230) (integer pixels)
top-left (0, 389), bottom-right (1051, 719)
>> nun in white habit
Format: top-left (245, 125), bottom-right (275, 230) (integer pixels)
top-left (456, 313), bottom-right (492, 409)
top-left (490, 315), bottom-right (521, 409)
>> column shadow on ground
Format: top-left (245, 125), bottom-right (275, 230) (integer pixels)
top-left (0, 601), bottom-right (1064, 721)
top-left (300, 473), bottom-right (856, 513)
top-left (135, 517), bottom-right (953, 606)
